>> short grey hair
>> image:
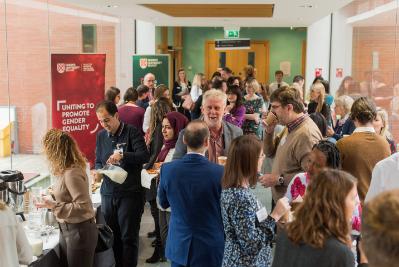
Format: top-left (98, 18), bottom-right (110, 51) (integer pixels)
top-left (335, 95), bottom-right (354, 114)
top-left (202, 89), bottom-right (227, 106)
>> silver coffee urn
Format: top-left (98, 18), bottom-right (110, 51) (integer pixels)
top-left (0, 170), bottom-right (26, 220)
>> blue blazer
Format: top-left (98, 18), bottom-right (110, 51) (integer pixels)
top-left (158, 153), bottom-right (225, 267)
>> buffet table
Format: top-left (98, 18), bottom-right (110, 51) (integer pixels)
top-left (26, 193), bottom-right (115, 267)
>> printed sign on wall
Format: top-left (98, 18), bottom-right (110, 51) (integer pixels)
top-left (132, 54), bottom-right (170, 88)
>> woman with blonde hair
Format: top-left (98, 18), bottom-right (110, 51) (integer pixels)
top-left (0, 200), bottom-right (32, 266)
top-left (373, 107), bottom-right (396, 154)
top-left (190, 73), bottom-right (205, 102)
top-left (273, 169), bottom-right (358, 267)
top-left (308, 81), bottom-right (332, 126)
top-left (36, 129), bottom-right (97, 267)
top-left (243, 78), bottom-right (264, 138)
top-left (172, 68), bottom-right (191, 106)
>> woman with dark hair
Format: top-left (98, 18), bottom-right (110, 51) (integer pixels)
top-left (285, 140), bottom-right (341, 202)
top-left (118, 87), bottom-right (145, 135)
top-left (190, 81), bottom-right (211, 120)
top-left (221, 135), bottom-right (290, 267)
top-left (227, 76), bottom-right (243, 89)
top-left (285, 140), bottom-right (361, 232)
top-left (273, 169), bottom-right (358, 267)
top-left (337, 97), bottom-right (391, 202)
top-left (105, 86), bottom-right (121, 105)
top-left (143, 84), bottom-right (172, 133)
top-left (309, 112), bottom-right (327, 137)
top-left (224, 85), bottom-right (246, 128)
top-left (155, 112), bottom-right (189, 263)
top-left (37, 129), bottom-right (97, 267)
top-left (211, 71), bottom-right (222, 81)
top-left (143, 98), bottom-right (173, 263)
top-left (336, 76), bottom-right (354, 97)
top-left (212, 78), bottom-right (228, 93)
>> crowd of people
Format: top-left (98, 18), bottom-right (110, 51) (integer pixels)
top-left (3, 65), bottom-right (399, 267)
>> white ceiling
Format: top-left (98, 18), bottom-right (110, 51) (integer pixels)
top-left (58, 0), bottom-right (353, 27)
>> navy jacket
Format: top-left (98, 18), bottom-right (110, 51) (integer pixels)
top-left (95, 122), bottom-right (149, 196)
top-left (332, 118), bottom-right (356, 141)
top-left (158, 153), bottom-right (224, 266)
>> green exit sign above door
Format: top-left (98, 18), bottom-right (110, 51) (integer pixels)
top-left (224, 29), bottom-right (240, 39)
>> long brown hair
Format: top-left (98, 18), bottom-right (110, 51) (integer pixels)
top-left (286, 169), bottom-right (356, 248)
top-left (222, 135), bottom-right (262, 189)
top-left (149, 97), bottom-right (173, 139)
top-left (154, 84), bottom-right (169, 100)
top-left (42, 129), bottom-right (87, 176)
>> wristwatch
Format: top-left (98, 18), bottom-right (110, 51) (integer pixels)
top-left (277, 175), bottom-right (284, 186)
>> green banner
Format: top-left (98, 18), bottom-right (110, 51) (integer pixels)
top-left (132, 54), bottom-right (170, 88)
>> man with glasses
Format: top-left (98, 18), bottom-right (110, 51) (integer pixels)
top-left (143, 73), bottom-right (156, 100)
top-left (94, 100), bottom-right (149, 267)
top-left (172, 89), bottom-right (243, 161)
top-left (259, 86), bottom-right (322, 205)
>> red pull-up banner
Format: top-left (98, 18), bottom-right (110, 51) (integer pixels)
top-left (51, 54), bottom-right (106, 166)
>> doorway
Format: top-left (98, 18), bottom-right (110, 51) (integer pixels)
top-left (205, 40), bottom-right (269, 84)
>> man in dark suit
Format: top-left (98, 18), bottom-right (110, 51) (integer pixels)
top-left (158, 120), bottom-right (225, 267)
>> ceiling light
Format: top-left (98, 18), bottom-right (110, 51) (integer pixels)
top-left (106, 4), bottom-right (119, 8)
top-left (299, 4), bottom-right (313, 8)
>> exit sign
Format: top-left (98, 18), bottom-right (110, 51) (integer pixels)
top-left (224, 30), bottom-right (239, 39)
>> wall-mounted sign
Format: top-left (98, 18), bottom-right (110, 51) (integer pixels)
top-left (224, 27), bottom-right (240, 39)
top-left (336, 68), bottom-right (343, 78)
top-left (315, 68), bottom-right (323, 77)
top-left (224, 30), bottom-right (239, 38)
top-left (132, 54), bottom-right (171, 89)
top-left (215, 38), bottom-right (250, 50)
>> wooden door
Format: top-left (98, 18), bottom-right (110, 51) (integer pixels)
top-left (205, 40), bottom-right (269, 84)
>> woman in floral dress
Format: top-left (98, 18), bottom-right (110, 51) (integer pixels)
top-left (285, 140), bottom-right (362, 233)
top-left (221, 135), bottom-right (290, 267)
top-left (242, 79), bottom-right (264, 138)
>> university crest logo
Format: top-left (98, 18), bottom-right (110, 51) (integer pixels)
top-left (139, 58), bottom-right (148, 69)
top-left (57, 63), bottom-right (66, 74)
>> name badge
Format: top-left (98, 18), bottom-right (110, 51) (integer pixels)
top-left (280, 136), bottom-right (287, 146)
top-left (256, 207), bottom-right (268, 222)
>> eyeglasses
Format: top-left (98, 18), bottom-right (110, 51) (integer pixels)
top-left (98, 116), bottom-right (114, 124)
top-left (271, 104), bottom-right (281, 109)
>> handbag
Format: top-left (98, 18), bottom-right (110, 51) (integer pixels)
top-left (95, 224), bottom-right (114, 253)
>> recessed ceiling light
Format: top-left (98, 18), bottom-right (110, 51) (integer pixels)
top-left (299, 4), bottom-right (313, 8)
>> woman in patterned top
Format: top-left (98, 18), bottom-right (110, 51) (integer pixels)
top-left (221, 135), bottom-right (290, 267)
top-left (242, 79), bottom-right (264, 138)
top-left (285, 140), bottom-right (362, 233)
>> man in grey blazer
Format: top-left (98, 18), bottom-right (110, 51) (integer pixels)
top-left (173, 89), bottom-right (243, 162)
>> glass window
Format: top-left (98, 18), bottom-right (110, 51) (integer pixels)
top-left (219, 52), bottom-right (226, 68)
top-left (248, 51), bottom-right (255, 67)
